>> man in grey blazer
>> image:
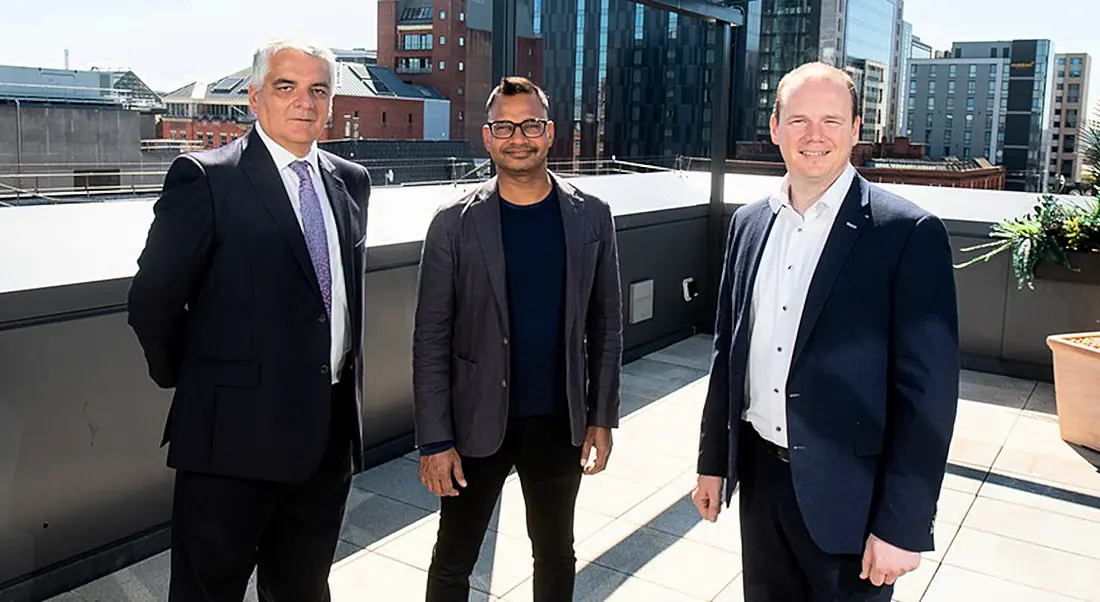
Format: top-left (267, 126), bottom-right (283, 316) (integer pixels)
top-left (412, 76), bottom-right (624, 602)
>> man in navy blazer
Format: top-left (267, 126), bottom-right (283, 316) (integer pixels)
top-left (692, 62), bottom-right (959, 601)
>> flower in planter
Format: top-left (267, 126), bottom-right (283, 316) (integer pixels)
top-left (954, 193), bottom-right (1100, 290)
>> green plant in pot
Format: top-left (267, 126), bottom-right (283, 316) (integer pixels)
top-left (954, 193), bottom-right (1100, 290)
top-left (955, 192), bottom-right (1100, 452)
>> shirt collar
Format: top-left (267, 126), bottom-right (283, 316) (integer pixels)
top-left (769, 162), bottom-right (857, 217)
top-left (254, 121), bottom-right (320, 175)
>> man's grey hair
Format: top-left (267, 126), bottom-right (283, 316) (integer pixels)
top-left (250, 38), bottom-right (338, 90)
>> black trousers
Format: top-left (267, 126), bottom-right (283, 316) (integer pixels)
top-left (168, 386), bottom-right (354, 602)
top-left (426, 414), bottom-right (583, 602)
top-left (739, 426), bottom-right (892, 602)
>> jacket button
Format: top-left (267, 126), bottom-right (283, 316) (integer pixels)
top-left (321, 365), bottom-right (330, 375)
top-left (319, 314), bottom-right (327, 323)
top-left (503, 337), bottom-right (508, 346)
top-left (501, 379), bottom-right (507, 388)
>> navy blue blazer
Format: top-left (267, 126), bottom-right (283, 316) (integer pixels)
top-left (128, 128), bottom-right (371, 483)
top-left (697, 174), bottom-right (960, 555)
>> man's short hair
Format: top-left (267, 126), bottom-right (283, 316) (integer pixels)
top-left (485, 76), bottom-right (550, 116)
top-left (250, 37), bottom-right (337, 91)
top-left (772, 62), bottom-right (859, 123)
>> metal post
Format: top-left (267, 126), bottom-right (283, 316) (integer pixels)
top-left (705, 21), bottom-right (733, 331)
top-left (491, 0), bottom-right (517, 85)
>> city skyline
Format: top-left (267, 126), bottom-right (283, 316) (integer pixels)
top-left (1, 0), bottom-right (1097, 114)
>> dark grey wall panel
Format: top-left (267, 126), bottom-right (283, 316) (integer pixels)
top-left (618, 217), bottom-right (710, 354)
top-left (1002, 275), bottom-right (1100, 365)
top-left (0, 313), bottom-right (173, 587)
top-left (950, 235), bottom-right (1009, 359)
top-left (361, 265), bottom-right (419, 451)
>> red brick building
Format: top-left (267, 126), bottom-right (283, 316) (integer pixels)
top-left (377, 0), bottom-right (544, 148)
top-left (728, 137), bottom-right (1005, 190)
top-left (156, 61), bottom-right (450, 150)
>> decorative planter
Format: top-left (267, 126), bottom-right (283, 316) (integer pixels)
top-left (1046, 332), bottom-right (1100, 452)
top-left (1034, 251), bottom-right (1100, 285)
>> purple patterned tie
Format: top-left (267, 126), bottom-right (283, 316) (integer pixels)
top-left (289, 160), bottom-right (332, 317)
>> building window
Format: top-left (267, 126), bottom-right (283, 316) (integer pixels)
top-left (947, 81), bottom-right (955, 94)
top-left (439, 61), bottom-right (445, 70)
top-left (990, 64), bottom-right (997, 76)
top-left (458, 61), bottom-right (464, 71)
top-left (457, 86), bottom-right (464, 96)
top-left (969, 64), bottom-right (977, 78)
top-left (439, 36), bottom-right (445, 45)
top-left (459, 11), bottom-right (464, 21)
top-left (948, 65), bottom-right (956, 78)
top-left (458, 111), bottom-right (464, 121)
top-left (459, 36), bottom-right (464, 47)
top-left (929, 81), bottom-right (937, 94)
top-left (439, 10), bottom-right (445, 19)
top-left (382, 112), bottom-right (386, 123)
top-left (1066, 109), bottom-right (1079, 128)
top-left (927, 97), bottom-right (935, 111)
top-left (926, 113), bottom-right (933, 128)
top-left (1068, 84), bottom-right (1080, 103)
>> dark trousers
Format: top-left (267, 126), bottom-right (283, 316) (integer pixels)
top-left (168, 386), bottom-right (354, 602)
top-left (739, 426), bottom-right (892, 602)
top-left (426, 414), bottom-right (583, 602)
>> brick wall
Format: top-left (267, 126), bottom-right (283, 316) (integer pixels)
top-left (323, 96), bottom-right (426, 141)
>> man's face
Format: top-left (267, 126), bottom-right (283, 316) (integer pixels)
top-left (248, 49), bottom-right (332, 155)
top-left (482, 93), bottom-right (554, 175)
top-left (770, 76), bottom-right (860, 184)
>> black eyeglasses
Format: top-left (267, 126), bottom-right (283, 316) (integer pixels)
top-left (486, 119), bottom-right (548, 139)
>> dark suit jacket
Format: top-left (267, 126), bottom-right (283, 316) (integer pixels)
top-left (412, 173), bottom-right (623, 457)
top-left (698, 174), bottom-right (959, 555)
top-left (127, 128), bottom-right (371, 483)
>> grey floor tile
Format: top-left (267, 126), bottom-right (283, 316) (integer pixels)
top-left (373, 517), bottom-right (533, 598)
top-left (487, 479), bottom-right (614, 544)
top-left (1023, 382), bottom-right (1058, 416)
top-left (934, 488), bottom-right (978, 525)
top-left (334, 539), bottom-right (366, 564)
top-left (891, 558), bottom-right (938, 602)
top-left (340, 485), bottom-right (435, 550)
top-left (992, 447), bottom-right (1100, 497)
top-left (942, 527), bottom-right (1100, 601)
top-left (976, 473), bottom-right (1100, 524)
top-left (574, 472), bottom-right (659, 518)
top-left (922, 564), bottom-right (1086, 602)
top-left (351, 457), bottom-right (440, 512)
top-left (620, 473), bottom-right (741, 554)
top-left (952, 399), bottom-right (1022, 447)
top-left (712, 574), bottom-right (744, 602)
top-left (961, 496), bottom-right (1100, 560)
top-left (575, 519), bottom-right (740, 600)
top-left (503, 561), bottom-right (705, 602)
top-left (328, 551), bottom-right (496, 601)
top-left (42, 594), bottom-right (87, 602)
top-left (925, 521), bottom-right (961, 563)
top-left (70, 551), bottom-right (172, 602)
top-left (958, 371), bottom-right (1036, 410)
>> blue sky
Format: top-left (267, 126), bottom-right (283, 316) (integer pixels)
top-left (1, 0), bottom-right (1096, 113)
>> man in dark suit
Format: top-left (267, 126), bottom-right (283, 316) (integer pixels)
top-left (412, 77), bottom-right (623, 602)
top-left (692, 61), bottom-right (960, 601)
top-left (127, 38), bottom-right (370, 602)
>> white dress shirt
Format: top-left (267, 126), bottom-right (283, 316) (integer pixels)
top-left (743, 163), bottom-right (857, 448)
top-left (254, 122), bottom-right (351, 384)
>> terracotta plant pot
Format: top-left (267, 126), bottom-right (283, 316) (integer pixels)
top-left (1046, 332), bottom-right (1100, 452)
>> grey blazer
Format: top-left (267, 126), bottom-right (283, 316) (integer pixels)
top-left (412, 173), bottom-right (623, 457)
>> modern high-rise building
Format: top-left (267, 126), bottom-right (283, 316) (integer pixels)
top-left (376, 0), bottom-right (543, 147)
top-left (528, 1), bottom-right (762, 163)
top-left (906, 39), bottom-right (1054, 192)
top-left (1047, 53), bottom-right (1092, 185)
top-left (750, 0), bottom-right (897, 141)
top-left (895, 26), bottom-right (932, 137)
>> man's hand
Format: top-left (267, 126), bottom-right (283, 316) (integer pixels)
top-left (419, 449), bottom-right (467, 496)
top-left (580, 426), bottom-right (613, 475)
top-left (692, 475), bottom-right (724, 522)
top-left (861, 533), bottom-right (920, 586)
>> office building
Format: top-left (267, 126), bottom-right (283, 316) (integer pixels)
top-left (906, 39), bottom-right (1054, 191)
top-left (377, 0), bottom-right (544, 146)
top-left (1048, 53), bottom-right (1092, 185)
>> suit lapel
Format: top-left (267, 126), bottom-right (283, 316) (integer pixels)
top-left (319, 154), bottom-right (358, 308)
top-left (241, 129), bottom-right (322, 300)
top-left (471, 179), bottom-right (510, 332)
top-left (554, 174), bottom-right (585, 332)
top-left (735, 201), bottom-right (779, 337)
top-left (790, 175), bottom-right (871, 369)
